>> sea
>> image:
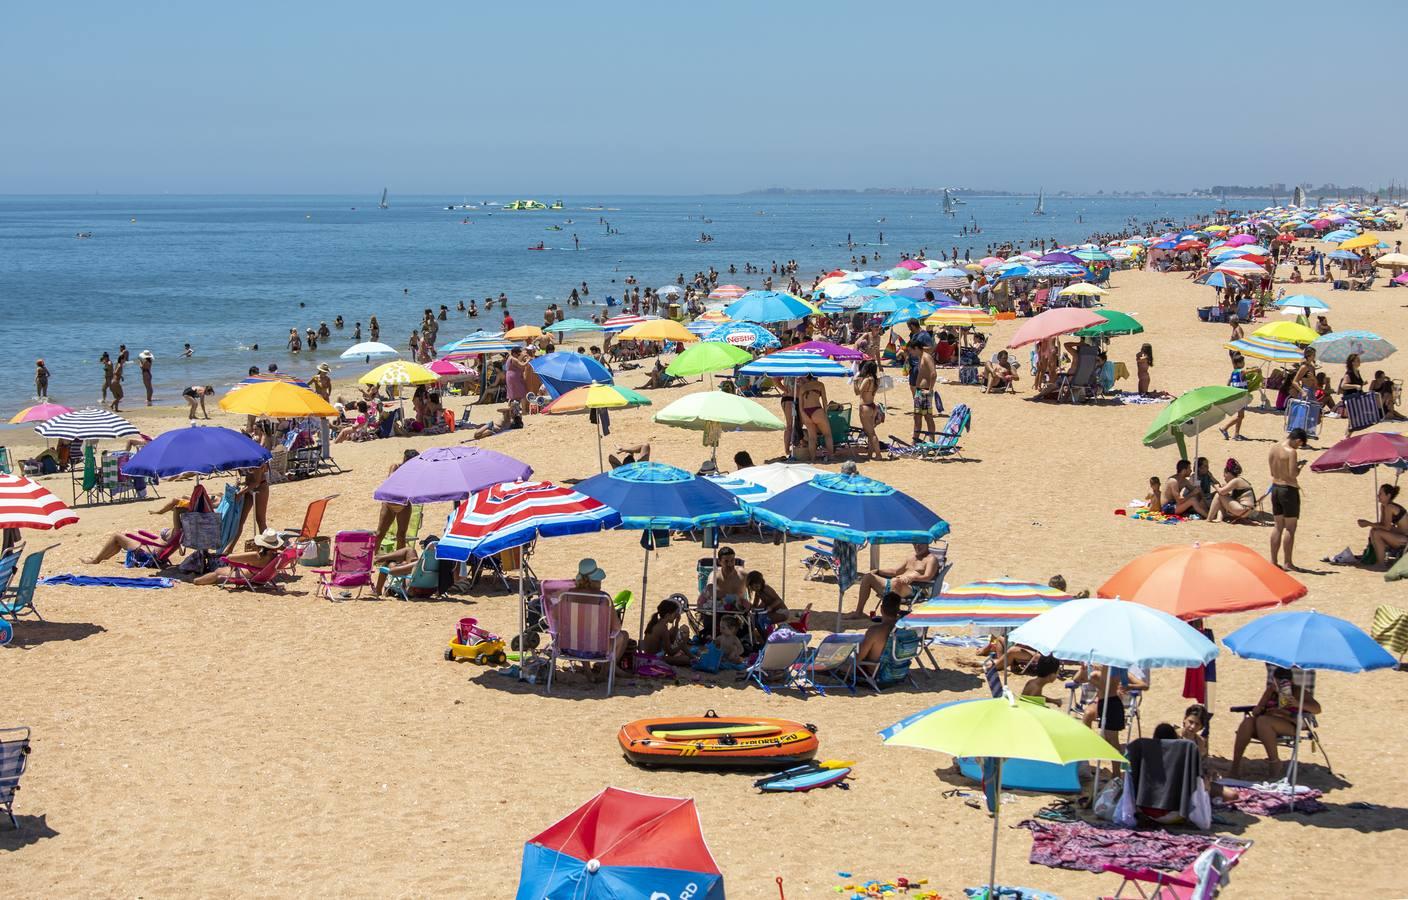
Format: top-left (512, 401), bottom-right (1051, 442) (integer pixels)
top-left (0, 193), bottom-right (1229, 415)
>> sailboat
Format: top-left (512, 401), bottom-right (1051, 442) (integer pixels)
top-left (1293, 186), bottom-right (1306, 208)
top-left (1033, 189), bottom-right (1046, 216)
top-left (942, 189), bottom-right (956, 217)
top-left (378, 188), bottom-right (389, 209)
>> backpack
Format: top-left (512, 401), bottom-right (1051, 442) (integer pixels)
top-left (876, 627), bottom-right (921, 686)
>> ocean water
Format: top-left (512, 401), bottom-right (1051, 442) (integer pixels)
top-left (0, 193), bottom-right (1225, 414)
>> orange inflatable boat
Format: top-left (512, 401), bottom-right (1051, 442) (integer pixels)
top-left (618, 710), bottom-right (818, 768)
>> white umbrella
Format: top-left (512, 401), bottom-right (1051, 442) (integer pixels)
top-left (340, 342), bottom-right (400, 360)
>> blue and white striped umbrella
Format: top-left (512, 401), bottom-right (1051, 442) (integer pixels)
top-left (35, 408), bottom-right (139, 441)
top-left (685, 319), bottom-right (721, 336)
top-left (738, 350), bottom-right (851, 378)
top-left (441, 331), bottom-right (521, 354)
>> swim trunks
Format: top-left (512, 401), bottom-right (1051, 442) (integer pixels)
top-left (1271, 484), bottom-right (1301, 518)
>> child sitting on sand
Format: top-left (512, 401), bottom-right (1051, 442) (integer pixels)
top-left (715, 617), bottom-right (745, 664)
top-left (640, 598), bottom-right (692, 667)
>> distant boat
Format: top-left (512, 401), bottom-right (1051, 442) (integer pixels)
top-left (378, 188), bottom-right (389, 209)
top-left (1293, 186), bottom-right (1306, 208)
top-left (943, 189), bottom-right (956, 217)
top-left (1033, 189), bottom-right (1046, 216)
top-left (550, 200), bottom-right (564, 210)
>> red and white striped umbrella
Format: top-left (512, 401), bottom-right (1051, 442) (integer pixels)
top-left (437, 480), bottom-right (620, 561)
top-left (602, 313), bottom-right (660, 333)
top-left (0, 474), bottom-right (79, 530)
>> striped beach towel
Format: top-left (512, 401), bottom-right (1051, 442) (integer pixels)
top-left (1371, 604), bottom-right (1408, 658)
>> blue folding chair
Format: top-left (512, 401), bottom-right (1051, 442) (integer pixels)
top-left (0, 548), bottom-right (50, 621)
top-left (0, 726), bottom-right (30, 830)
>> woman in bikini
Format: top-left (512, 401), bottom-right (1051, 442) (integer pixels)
top-left (1206, 458), bottom-right (1257, 523)
top-left (853, 359), bottom-right (882, 460)
top-left (796, 374), bottom-right (832, 461)
top-left (1362, 483), bottom-right (1408, 567)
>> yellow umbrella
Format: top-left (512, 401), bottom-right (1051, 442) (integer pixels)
top-left (1060, 283), bottom-right (1107, 297)
top-left (616, 319), bottom-right (699, 343)
top-left (1253, 321), bottom-right (1318, 345)
top-left (1339, 234), bottom-right (1382, 250)
top-left (219, 381), bottom-right (337, 417)
top-left (505, 325), bottom-right (544, 340)
top-left (925, 307), bottom-right (996, 328)
top-left (359, 360), bottom-right (438, 387)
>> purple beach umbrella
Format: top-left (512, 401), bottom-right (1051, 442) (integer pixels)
top-left (372, 446), bottom-right (532, 505)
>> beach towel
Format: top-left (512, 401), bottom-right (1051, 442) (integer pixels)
top-left (1122, 507), bottom-right (1195, 524)
top-left (1018, 818), bottom-right (1249, 874)
top-left (40, 574), bottom-right (175, 589)
top-left (1217, 785), bottom-right (1326, 816)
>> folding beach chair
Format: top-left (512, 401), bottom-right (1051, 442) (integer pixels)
top-left (1370, 604), bottom-right (1408, 663)
top-left (1344, 390), bottom-right (1383, 433)
top-left (216, 546), bottom-right (300, 592)
top-left (124, 483), bottom-right (212, 568)
top-left (800, 632), bottom-right (862, 694)
top-left (377, 504), bottom-right (422, 555)
top-left (0, 552), bottom-right (20, 600)
top-left (745, 632), bottom-right (813, 695)
top-left (0, 547), bottom-right (51, 622)
top-left (0, 726), bottom-right (31, 831)
top-left (1101, 840), bottom-right (1250, 899)
top-left (382, 544), bottom-right (445, 601)
top-left (542, 590), bottom-right (620, 696)
top-left (1229, 704), bottom-right (1331, 776)
top-left (313, 530), bottom-right (376, 600)
top-left (801, 538), bottom-right (838, 581)
top-left (281, 494), bottom-right (337, 561)
top-left (0, 447), bottom-right (11, 475)
top-left (857, 627), bottom-right (922, 692)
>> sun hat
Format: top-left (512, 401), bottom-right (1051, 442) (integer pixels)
top-left (139, 350), bottom-right (154, 360)
top-left (317, 363), bottom-right (331, 373)
top-left (253, 529), bottom-right (285, 550)
top-left (577, 558), bottom-right (606, 582)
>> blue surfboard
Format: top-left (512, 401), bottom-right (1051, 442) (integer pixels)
top-left (756, 766), bottom-right (850, 792)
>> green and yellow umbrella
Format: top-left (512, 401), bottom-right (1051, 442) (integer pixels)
top-left (653, 390), bottom-right (782, 464)
top-left (543, 383), bottom-right (652, 471)
top-left (882, 693), bottom-right (1124, 899)
top-left (665, 342), bottom-right (752, 378)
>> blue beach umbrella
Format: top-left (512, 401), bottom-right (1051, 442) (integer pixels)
top-left (1008, 596), bottom-right (1218, 669)
top-left (1274, 294), bottom-right (1330, 312)
top-left (1196, 271), bottom-right (1243, 289)
top-left (881, 303), bottom-right (940, 329)
top-left (530, 350), bottom-right (613, 399)
top-left (753, 472), bottom-right (950, 627)
top-left (857, 294), bottom-right (909, 314)
top-left (702, 322), bottom-right (781, 350)
top-left (723, 291), bottom-right (814, 323)
top-left (737, 350), bottom-right (851, 378)
top-left (1223, 610), bottom-right (1395, 792)
top-left (124, 425), bottom-right (271, 479)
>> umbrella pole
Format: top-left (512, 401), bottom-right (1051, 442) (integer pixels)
top-left (517, 545), bottom-right (530, 683)
top-left (596, 419), bottom-right (604, 473)
top-left (780, 531), bottom-right (788, 603)
top-left (1091, 658), bottom-right (1111, 804)
top-left (710, 538), bottom-right (720, 642)
top-left (639, 543), bottom-right (650, 641)
top-left (1287, 674), bottom-right (1307, 796)
top-left (988, 757), bottom-right (1003, 900)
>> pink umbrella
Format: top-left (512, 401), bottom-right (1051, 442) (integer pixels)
top-left (1394, 272), bottom-right (1408, 285)
top-left (7, 403), bottom-right (73, 424)
top-left (1226, 234), bottom-right (1257, 246)
top-left (979, 256), bottom-right (1005, 267)
top-left (789, 340), bottom-right (868, 361)
top-left (1311, 432), bottom-right (1408, 473)
top-left (896, 259), bottom-right (925, 271)
top-left (1007, 308), bottom-right (1108, 349)
top-left (428, 358), bottom-right (476, 381)
top-left (1311, 219), bottom-right (1332, 230)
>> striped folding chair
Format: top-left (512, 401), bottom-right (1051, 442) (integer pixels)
top-left (1344, 390), bottom-right (1383, 433)
top-left (543, 590), bottom-right (619, 696)
top-left (0, 726), bottom-right (31, 830)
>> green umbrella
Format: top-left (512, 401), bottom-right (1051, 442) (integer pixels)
top-left (665, 342), bottom-right (752, 378)
top-left (545, 318), bottom-right (605, 334)
top-left (1074, 309), bottom-right (1143, 337)
top-left (653, 390), bottom-right (782, 463)
top-left (1144, 385), bottom-right (1250, 460)
top-left (882, 693), bottom-right (1125, 899)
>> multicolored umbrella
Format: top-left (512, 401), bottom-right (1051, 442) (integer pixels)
top-left (438, 480), bottom-right (618, 562)
top-left (516, 788), bottom-right (724, 900)
top-left (900, 578), bottom-right (1072, 629)
top-left (1310, 330), bottom-right (1396, 364)
top-left (707, 284), bottom-right (748, 301)
top-left (1099, 542), bottom-right (1306, 620)
top-left (708, 462), bottom-right (826, 503)
top-left (7, 403), bottom-right (72, 424)
top-left (542, 383), bottom-right (652, 471)
top-left (1225, 335), bottom-right (1304, 364)
top-left (737, 350), bottom-right (850, 378)
top-left (530, 351), bottom-right (613, 399)
top-left (925, 307), bottom-right (996, 328)
top-left (0, 473), bottom-right (79, 530)
top-left (238, 373), bottom-right (310, 389)
top-left (788, 340), bottom-right (869, 361)
top-left (440, 332), bottom-right (521, 355)
top-left (601, 313), bottom-right (659, 333)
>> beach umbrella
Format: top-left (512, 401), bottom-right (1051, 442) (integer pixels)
top-left (726, 462), bottom-right (827, 502)
top-left (530, 351), bottom-right (613, 399)
top-left (656, 285), bottom-right (684, 297)
top-left (35, 408), bottom-right (138, 441)
top-left (737, 350), bottom-right (851, 379)
top-left (877, 278), bottom-right (921, 292)
top-left (1328, 249), bottom-right (1362, 261)
top-left (856, 294), bottom-right (909, 314)
top-left (816, 281), bottom-right (859, 299)
top-left (665, 342), bottom-right (752, 378)
top-left (577, 461), bottom-right (747, 637)
top-left (1339, 233), bottom-right (1384, 250)
top-left (653, 391), bottom-right (782, 463)
top-left (439, 480), bottom-right (621, 681)
top-left (600, 314), bottom-right (659, 333)
top-left (440, 333), bottom-right (521, 355)
top-left (615, 319), bottom-right (698, 344)
top-left (1098, 542), bottom-right (1306, 620)
top-left (1038, 251), bottom-right (1082, 265)
top-left (0, 473), bottom-right (78, 530)
top-left (753, 472), bottom-right (950, 628)
top-left (1143, 385), bottom-right (1250, 460)
top-left (723, 291), bottom-right (814, 323)
top-left (1195, 271), bottom-right (1242, 289)
top-left (900, 578), bottom-right (1071, 630)
top-left (1310, 431), bottom-right (1408, 514)
top-left (1225, 335), bottom-right (1304, 364)
top-left (218, 382), bottom-right (336, 418)
top-left (1274, 295), bottom-right (1330, 313)
top-left (504, 325), bottom-right (543, 341)
top-left (427, 357), bottom-right (476, 382)
top-left (1074, 309), bottom-right (1142, 337)
top-left (880, 693), bottom-right (1123, 900)
top-left (702, 322), bottom-right (780, 350)
top-left (1007, 308), bottom-right (1107, 349)
top-left (1223, 610), bottom-right (1395, 793)
top-left (542, 383), bottom-right (652, 472)
top-left (788, 340), bottom-right (869, 361)
top-left (545, 318), bottom-right (605, 335)
top-left (516, 787), bottom-right (724, 900)
top-left (1010, 596), bottom-right (1218, 669)
top-left (359, 360), bottom-right (438, 387)
top-left (925, 307), bottom-right (996, 328)
top-left (1324, 230), bottom-right (1358, 242)
top-left (123, 425), bottom-right (271, 479)
top-left (1375, 253), bottom-right (1408, 269)
top-left (1060, 282), bottom-right (1107, 298)
top-left (239, 373), bottom-right (311, 389)
top-left (1310, 330), bottom-right (1396, 364)
top-left (880, 303), bottom-right (943, 329)
top-left (978, 256), bottom-right (1004, 267)
top-left (373, 446), bottom-right (531, 506)
top-left (7, 403), bottom-right (72, 424)
top-left (707, 284), bottom-right (748, 301)
top-left (340, 341), bottom-right (400, 361)
top-left (1253, 321), bottom-right (1318, 345)
top-left (1072, 249), bottom-right (1114, 263)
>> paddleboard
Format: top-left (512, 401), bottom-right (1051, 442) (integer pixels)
top-left (757, 767), bottom-right (850, 792)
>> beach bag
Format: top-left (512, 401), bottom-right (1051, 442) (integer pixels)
top-left (959, 365), bottom-right (979, 385)
top-left (691, 643), bottom-right (723, 673)
top-left (180, 511), bottom-right (222, 552)
top-left (1094, 774), bottom-right (1125, 823)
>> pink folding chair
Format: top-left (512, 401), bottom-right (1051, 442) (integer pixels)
top-left (1102, 841), bottom-right (1250, 900)
top-left (217, 546), bottom-right (300, 593)
top-left (313, 530), bottom-right (376, 600)
top-left (543, 590), bottom-right (620, 696)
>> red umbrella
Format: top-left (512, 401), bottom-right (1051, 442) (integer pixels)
top-left (1274, 233), bottom-right (1296, 243)
top-left (1174, 240), bottom-right (1207, 251)
top-left (1311, 432), bottom-right (1408, 473)
top-left (1099, 541), bottom-right (1306, 620)
top-left (0, 474), bottom-right (79, 530)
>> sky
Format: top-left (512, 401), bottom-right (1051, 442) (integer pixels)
top-left (4, 1), bottom-right (1404, 195)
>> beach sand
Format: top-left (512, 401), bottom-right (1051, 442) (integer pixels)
top-left (4, 232), bottom-right (1408, 897)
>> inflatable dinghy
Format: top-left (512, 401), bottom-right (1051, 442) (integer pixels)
top-left (619, 710), bottom-right (818, 768)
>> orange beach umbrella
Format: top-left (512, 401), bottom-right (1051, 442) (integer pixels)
top-left (1098, 541), bottom-right (1306, 620)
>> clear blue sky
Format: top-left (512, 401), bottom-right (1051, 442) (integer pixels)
top-left (5, 1), bottom-right (1403, 194)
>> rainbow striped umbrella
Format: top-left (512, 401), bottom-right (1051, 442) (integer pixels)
top-left (1224, 335), bottom-right (1303, 364)
top-left (542, 383), bottom-right (652, 471)
top-left (7, 403), bottom-right (72, 424)
top-left (900, 578), bottom-right (1072, 629)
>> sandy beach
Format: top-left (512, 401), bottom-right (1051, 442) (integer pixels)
top-left (5, 230), bottom-right (1408, 898)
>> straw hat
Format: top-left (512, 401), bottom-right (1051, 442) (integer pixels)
top-left (317, 363), bottom-right (331, 374)
top-left (577, 558), bottom-right (606, 582)
top-left (253, 529), bottom-right (285, 550)
top-left (139, 350), bottom-right (154, 360)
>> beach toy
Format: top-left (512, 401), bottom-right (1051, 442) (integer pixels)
top-left (754, 760), bottom-right (853, 792)
top-left (619, 710), bottom-right (819, 768)
top-left (444, 617), bottom-right (507, 665)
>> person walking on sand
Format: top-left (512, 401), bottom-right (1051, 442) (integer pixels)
top-left (139, 350), bottom-right (154, 405)
top-left (1269, 428), bottom-right (1307, 570)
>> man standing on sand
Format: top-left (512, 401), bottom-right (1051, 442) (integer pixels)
top-left (908, 339), bottom-right (937, 442)
top-left (1269, 428), bottom-right (1307, 570)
